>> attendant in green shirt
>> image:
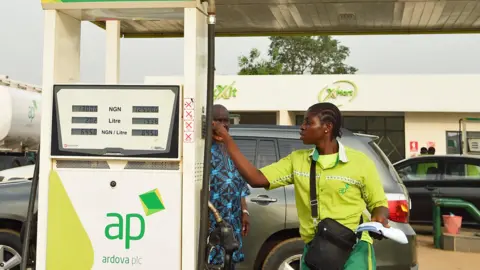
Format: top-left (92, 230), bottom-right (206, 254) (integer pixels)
top-left (416, 147), bottom-right (438, 175)
top-left (212, 102), bottom-right (390, 270)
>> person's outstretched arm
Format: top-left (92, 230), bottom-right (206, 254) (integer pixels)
top-left (222, 135), bottom-right (269, 188)
top-left (213, 122), bottom-right (294, 189)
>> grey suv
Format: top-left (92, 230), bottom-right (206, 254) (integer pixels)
top-left (229, 125), bottom-right (418, 270)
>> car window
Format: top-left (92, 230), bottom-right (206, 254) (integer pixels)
top-left (234, 139), bottom-right (257, 165)
top-left (278, 139), bottom-right (312, 159)
top-left (256, 140), bottom-right (277, 168)
top-left (396, 161), bottom-right (440, 181)
top-left (445, 160), bottom-right (480, 180)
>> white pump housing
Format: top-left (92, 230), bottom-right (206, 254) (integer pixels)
top-left (0, 75), bottom-right (42, 151)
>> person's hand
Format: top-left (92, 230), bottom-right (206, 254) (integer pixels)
top-left (368, 216), bottom-right (390, 240)
top-left (371, 215), bottom-right (390, 228)
top-left (212, 121), bottom-right (229, 142)
top-left (241, 213), bottom-right (250, 236)
top-left (369, 215), bottom-right (389, 240)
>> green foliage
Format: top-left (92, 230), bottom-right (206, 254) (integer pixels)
top-left (237, 48), bottom-right (283, 75)
top-left (238, 36), bottom-right (357, 75)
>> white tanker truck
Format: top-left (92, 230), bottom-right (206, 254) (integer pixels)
top-left (0, 75), bottom-right (41, 171)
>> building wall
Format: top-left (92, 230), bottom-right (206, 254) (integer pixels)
top-left (277, 110), bottom-right (295, 125)
top-left (144, 75), bottom-right (480, 160)
top-left (405, 112), bottom-right (480, 157)
top-left (146, 74), bottom-right (480, 113)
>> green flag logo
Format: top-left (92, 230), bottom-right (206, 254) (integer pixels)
top-left (139, 188), bottom-right (166, 216)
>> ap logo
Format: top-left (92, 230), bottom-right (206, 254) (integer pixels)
top-left (104, 188), bottom-right (166, 249)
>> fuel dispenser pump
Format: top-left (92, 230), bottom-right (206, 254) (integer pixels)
top-left (19, 85), bottom-right (237, 270)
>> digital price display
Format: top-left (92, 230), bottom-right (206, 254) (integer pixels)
top-left (132, 118), bottom-right (159, 125)
top-left (133, 106), bottom-right (159, 113)
top-left (132, 129), bottom-right (159, 136)
top-left (72, 117), bottom-right (98, 124)
top-left (52, 85), bottom-right (180, 158)
top-left (71, 128), bottom-right (98, 135)
top-left (72, 105), bottom-right (98, 112)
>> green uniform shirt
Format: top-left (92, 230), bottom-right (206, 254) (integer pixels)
top-left (260, 141), bottom-right (389, 244)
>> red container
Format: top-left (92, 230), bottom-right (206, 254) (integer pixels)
top-left (442, 215), bottom-right (463, 235)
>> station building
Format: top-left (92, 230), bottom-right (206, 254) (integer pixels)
top-left (145, 75), bottom-right (480, 163)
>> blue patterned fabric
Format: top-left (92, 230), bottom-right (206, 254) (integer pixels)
top-left (208, 141), bottom-right (251, 266)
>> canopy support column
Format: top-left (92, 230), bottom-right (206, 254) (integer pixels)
top-left (182, 7), bottom-right (208, 270)
top-left (36, 10), bottom-right (81, 270)
top-left (105, 20), bottom-right (121, 84)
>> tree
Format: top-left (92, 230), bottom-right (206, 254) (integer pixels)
top-left (237, 48), bottom-right (282, 75)
top-left (238, 36), bottom-right (357, 75)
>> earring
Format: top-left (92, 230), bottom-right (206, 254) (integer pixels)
top-left (325, 130), bottom-right (328, 133)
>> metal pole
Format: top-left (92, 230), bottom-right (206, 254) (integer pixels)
top-left (197, 1), bottom-right (216, 269)
top-left (462, 119), bottom-right (467, 154)
top-left (459, 118), bottom-right (463, 155)
top-left (20, 146), bottom-right (40, 270)
top-left (433, 202), bottom-right (441, 249)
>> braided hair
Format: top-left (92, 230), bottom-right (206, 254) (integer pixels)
top-left (307, 102), bottom-right (343, 139)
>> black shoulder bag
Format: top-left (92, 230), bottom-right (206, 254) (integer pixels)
top-left (303, 159), bottom-right (362, 270)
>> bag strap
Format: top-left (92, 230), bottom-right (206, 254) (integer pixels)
top-left (310, 156), bottom-right (364, 237)
top-left (309, 159), bottom-right (318, 225)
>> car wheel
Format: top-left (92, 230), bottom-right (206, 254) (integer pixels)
top-left (0, 229), bottom-right (22, 270)
top-left (262, 237), bottom-right (304, 270)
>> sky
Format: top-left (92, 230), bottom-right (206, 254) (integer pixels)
top-left (2, 0), bottom-right (480, 85)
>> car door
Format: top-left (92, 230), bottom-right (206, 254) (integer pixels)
top-left (395, 157), bottom-right (444, 224)
top-left (439, 157), bottom-right (480, 227)
top-left (233, 137), bottom-right (286, 269)
top-left (249, 138), bottom-right (286, 236)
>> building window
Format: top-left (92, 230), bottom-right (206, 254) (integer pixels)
top-left (446, 131), bottom-right (461, 154)
top-left (342, 116), bottom-right (405, 163)
top-left (230, 112), bottom-right (277, 125)
top-left (295, 115), bottom-right (303, 126)
top-left (343, 116), bottom-right (367, 132)
top-left (445, 131), bottom-right (480, 154)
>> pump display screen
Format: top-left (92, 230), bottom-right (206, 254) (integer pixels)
top-left (72, 105), bottom-right (98, 112)
top-left (52, 85), bottom-right (180, 158)
top-left (132, 118), bottom-right (159, 125)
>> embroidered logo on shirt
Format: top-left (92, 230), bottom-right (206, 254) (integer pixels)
top-left (338, 183), bottom-right (350, 195)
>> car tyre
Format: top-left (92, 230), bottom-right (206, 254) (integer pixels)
top-left (0, 229), bottom-right (22, 270)
top-left (262, 237), bottom-right (304, 270)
